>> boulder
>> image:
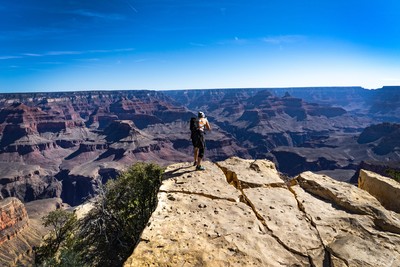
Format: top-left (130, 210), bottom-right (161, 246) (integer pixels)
top-left (359, 169), bottom-right (400, 213)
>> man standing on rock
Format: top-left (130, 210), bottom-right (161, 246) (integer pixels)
top-left (192, 111), bottom-right (211, 170)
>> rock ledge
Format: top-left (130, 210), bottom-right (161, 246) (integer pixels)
top-left (125, 157), bottom-right (400, 267)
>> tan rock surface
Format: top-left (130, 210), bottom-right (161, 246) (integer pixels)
top-left (125, 158), bottom-right (400, 267)
top-left (161, 161), bottom-right (241, 202)
top-left (291, 182), bottom-right (400, 267)
top-left (244, 187), bottom-right (323, 262)
top-left (216, 156), bottom-right (283, 187)
top-left (296, 171), bottom-right (400, 235)
top-left (359, 169), bottom-right (400, 213)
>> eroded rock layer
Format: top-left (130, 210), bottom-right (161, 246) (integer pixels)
top-left (0, 198), bottom-right (28, 245)
top-left (1, 88), bottom-right (400, 204)
top-left (0, 90), bottom-right (247, 205)
top-left (0, 198), bottom-right (64, 267)
top-left (0, 197), bottom-right (46, 266)
top-left (125, 157), bottom-right (400, 267)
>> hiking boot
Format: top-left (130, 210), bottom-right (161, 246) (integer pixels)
top-left (196, 165), bottom-right (205, 171)
top-left (193, 161), bottom-right (197, 166)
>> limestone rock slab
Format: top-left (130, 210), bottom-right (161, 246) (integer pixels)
top-left (292, 174), bottom-right (400, 266)
top-left (125, 157), bottom-right (400, 267)
top-left (162, 161), bottom-right (241, 202)
top-left (296, 171), bottom-right (400, 234)
top-left (125, 192), bottom-right (308, 267)
top-left (216, 157), bottom-right (283, 187)
top-left (359, 169), bottom-right (400, 213)
top-left (243, 187), bottom-right (323, 261)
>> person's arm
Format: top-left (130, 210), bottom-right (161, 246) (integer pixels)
top-left (205, 119), bottom-right (211, 131)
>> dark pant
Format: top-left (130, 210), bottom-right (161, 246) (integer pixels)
top-left (191, 131), bottom-right (205, 158)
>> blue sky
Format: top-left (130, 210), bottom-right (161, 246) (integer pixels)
top-left (1, 0), bottom-right (400, 92)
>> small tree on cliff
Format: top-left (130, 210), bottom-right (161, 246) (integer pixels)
top-left (34, 162), bottom-right (163, 266)
top-left (34, 209), bottom-right (83, 266)
top-left (75, 162), bottom-right (164, 266)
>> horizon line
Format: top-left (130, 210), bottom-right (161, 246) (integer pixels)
top-left (1, 85), bottom-right (398, 95)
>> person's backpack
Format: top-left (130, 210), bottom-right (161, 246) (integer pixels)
top-left (190, 117), bottom-right (198, 134)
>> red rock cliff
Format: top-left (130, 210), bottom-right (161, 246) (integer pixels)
top-left (0, 197), bottom-right (29, 245)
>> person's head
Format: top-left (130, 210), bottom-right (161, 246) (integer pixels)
top-left (198, 111), bottom-right (205, 118)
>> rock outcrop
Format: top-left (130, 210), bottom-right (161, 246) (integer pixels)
top-left (0, 198), bottom-right (40, 266)
top-left (359, 169), bottom-right (400, 213)
top-left (125, 157), bottom-right (400, 267)
top-left (0, 197), bottom-right (64, 266)
top-left (0, 198), bottom-right (29, 245)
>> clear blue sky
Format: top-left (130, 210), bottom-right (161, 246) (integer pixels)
top-left (1, 0), bottom-right (400, 92)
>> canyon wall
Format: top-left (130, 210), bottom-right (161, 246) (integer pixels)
top-left (0, 197), bottom-right (63, 266)
top-left (0, 198), bottom-right (28, 245)
top-left (1, 87), bottom-right (400, 205)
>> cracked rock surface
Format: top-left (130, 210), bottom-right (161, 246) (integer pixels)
top-left (124, 157), bottom-right (400, 267)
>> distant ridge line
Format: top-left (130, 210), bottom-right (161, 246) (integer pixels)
top-left (0, 86), bottom-right (390, 96)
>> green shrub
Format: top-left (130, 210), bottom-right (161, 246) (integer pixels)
top-left (75, 162), bottom-right (164, 266)
top-left (386, 168), bottom-right (400, 182)
top-left (34, 162), bottom-right (164, 267)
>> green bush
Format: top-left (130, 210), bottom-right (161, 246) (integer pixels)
top-left (386, 168), bottom-right (400, 182)
top-left (34, 162), bottom-right (164, 267)
top-left (75, 162), bottom-right (164, 266)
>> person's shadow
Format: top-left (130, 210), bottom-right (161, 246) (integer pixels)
top-left (163, 165), bottom-right (195, 180)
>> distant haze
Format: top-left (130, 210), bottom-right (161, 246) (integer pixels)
top-left (1, 1), bottom-right (400, 92)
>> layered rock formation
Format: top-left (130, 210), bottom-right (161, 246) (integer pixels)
top-left (0, 198), bottom-right (29, 245)
top-left (1, 88), bottom-right (400, 205)
top-left (173, 88), bottom-right (400, 181)
top-left (165, 87), bottom-right (400, 180)
top-left (0, 90), bottom-right (257, 205)
top-left (166, 86), bottom-right (400, 120)
top-left (357, 122), bottom-right (400, 155)
top-left (125, 157), bottom-right (400, 266)
top-left (0, 197), bottom-right (64, 266)
top-left (0, 91), bottom-right (230, 205)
